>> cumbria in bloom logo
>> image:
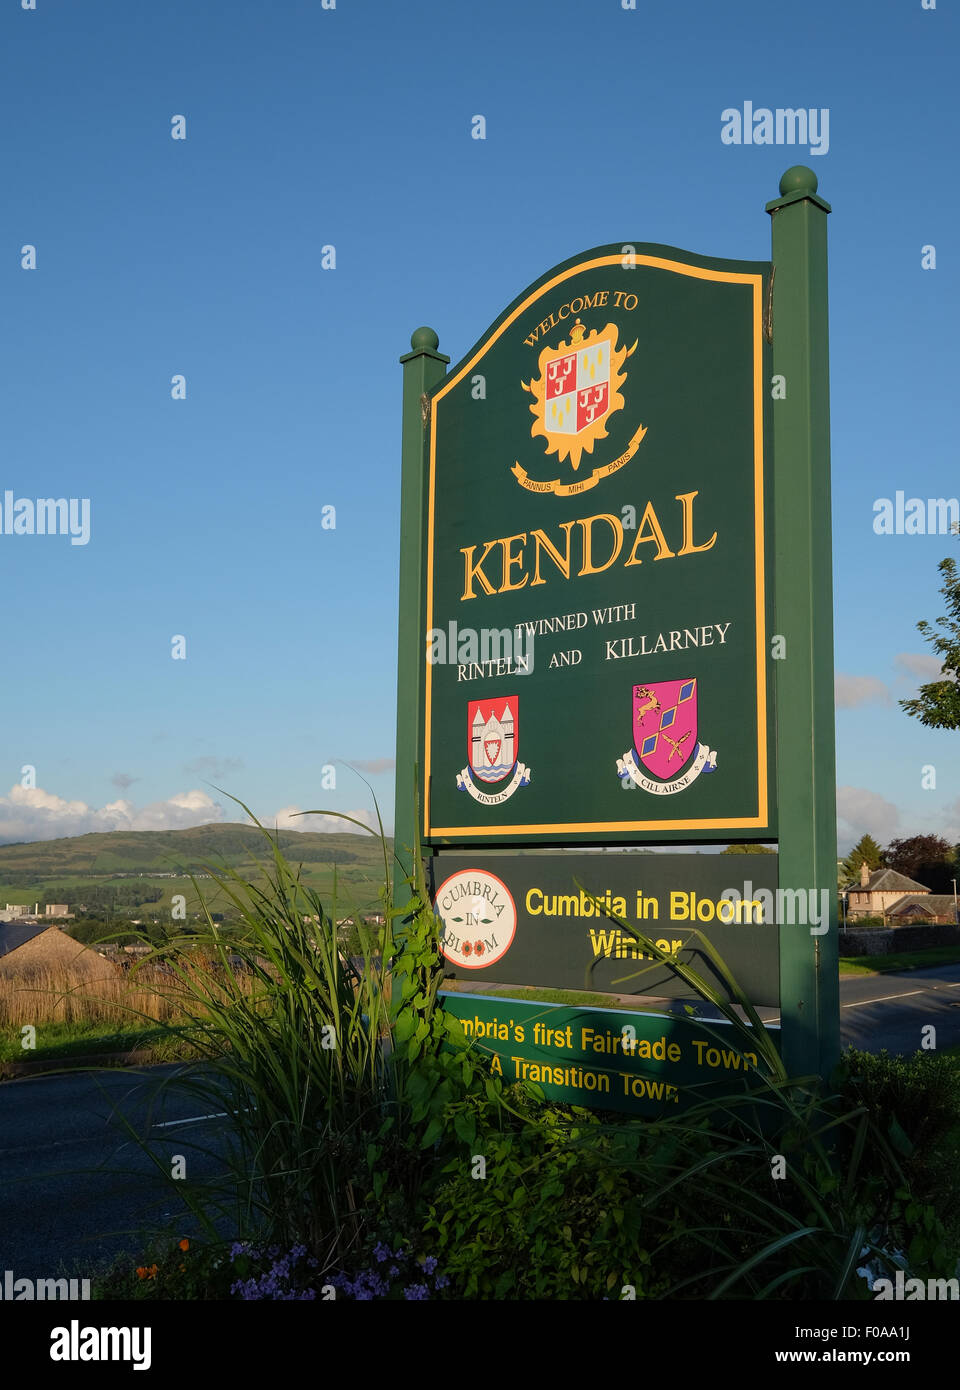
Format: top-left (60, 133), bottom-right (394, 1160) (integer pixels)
top-left (433, 868), bottom-right (517, 970)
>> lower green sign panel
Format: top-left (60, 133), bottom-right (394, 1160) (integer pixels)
top-left (431, 851), bottom-right (780, 1006)
top-left (441, 992), bottom-right (779, 1115)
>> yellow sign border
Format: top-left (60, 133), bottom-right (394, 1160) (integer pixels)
top-left (423, 253), bottom-right (768, 837)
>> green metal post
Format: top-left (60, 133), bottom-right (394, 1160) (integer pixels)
top-left (393, 327), bottom-right (449, 907)
top-left (766, 167), bottom-right (839, 1078)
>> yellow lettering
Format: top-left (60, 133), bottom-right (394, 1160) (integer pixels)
top-left (676, 490), bottom-right (717, 556)
top-left (461, 541), bottom-right (498, 600)
top-left (576, 513), bottom-right (623, 576)
top-left (624, 500), bottom-right (675, 565)
top-left (498, 533), bottom-right (528, 592)
top-left (530, 523), bottom-right (574, 585)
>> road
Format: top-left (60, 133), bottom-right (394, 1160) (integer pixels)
top-left (837, 962), bottom-right (960, 1052)
top-left (1, 966), bottom-right (958, 1281)
top-left (0, 1063), bottom-right (231, 1282)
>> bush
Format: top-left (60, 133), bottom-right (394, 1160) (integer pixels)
top-left (424, 1103), bottom-right (671, 1299)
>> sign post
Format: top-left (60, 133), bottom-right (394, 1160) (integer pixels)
top-left (766, 167), bottom-right (839, 1077)
top-left (393, 327), bottom-right (448, 905)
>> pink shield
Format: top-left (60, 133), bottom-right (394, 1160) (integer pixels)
top-left (633, 679), bottom-right (698, 780)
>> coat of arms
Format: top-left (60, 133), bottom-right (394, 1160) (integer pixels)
top-left (512, 318), bottom-right (645, 496)
top-left (456, 697), bottom-right (531, 804)
top-left (616, 679), bottom-right (718, 795)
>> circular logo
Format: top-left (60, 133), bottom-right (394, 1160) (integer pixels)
top-left (433, 869), bottom-right (517, 970)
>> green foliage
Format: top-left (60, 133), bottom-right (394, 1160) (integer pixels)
top-left (882, 835), bottom-right (956, 893)
top-left (836, 1049), bottom-right (960, 1212)
top-left (899, 554), bottom-right (960, 729)
top-left (93, 1239), bottom-right (237, 1301)
top-left (103, 796), bottom-right (960, 1301)
top-left (841, 835), bottom-right (883, 884)
top-left (424, 1107), bottom-right (670, 1299)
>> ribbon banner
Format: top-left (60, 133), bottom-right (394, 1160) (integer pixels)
top-left (456, 762), bottom-right (532, 805)
top-left (617, 742), bottom-right (718, 796)
top-left (512, 424), bottom-right (647, 497)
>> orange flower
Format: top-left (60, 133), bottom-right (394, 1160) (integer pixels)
top-left (146, 1264), bottom-right (158, 1280)
top-left (136, 1267), bottom-right (148, 1280)
top-left (178, 1238), bottom-right (190, 1252)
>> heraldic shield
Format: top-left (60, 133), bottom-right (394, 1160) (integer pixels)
top-left (523, 320), bottom-right (632, 472)
top-left (634, 678), bottom-right (698, 780)
top-left (469, 696), bottom-right (518, 783)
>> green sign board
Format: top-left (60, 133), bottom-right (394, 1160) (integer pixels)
top-left (395, 167), bottom-right (840, 1093)
top-left (430, 851), bottom-right (780, 1006)
top-left (422, 247), bottom-right (774, 843)
top-left (440, 992), bottom-right (779, 1115)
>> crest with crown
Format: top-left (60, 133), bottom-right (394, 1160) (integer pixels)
top-left (520, 316), bottom-right (636, 473)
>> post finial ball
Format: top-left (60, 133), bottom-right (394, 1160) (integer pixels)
top-left (410, 326), bottom-right (440, 352)
top-left (779, 166), bottom-right (818, 197)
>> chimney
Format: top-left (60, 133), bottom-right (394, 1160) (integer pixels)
top-left (859, 862), bottom-right (871, 888)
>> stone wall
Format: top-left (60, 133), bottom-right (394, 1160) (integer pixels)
top-left (839, 924), bottom-right (960, 956)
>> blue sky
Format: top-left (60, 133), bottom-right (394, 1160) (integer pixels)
top-left (0, 0), bottom-right (956, 852)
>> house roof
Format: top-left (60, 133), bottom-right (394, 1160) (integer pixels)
top-left (0, 921), bottom-right (52, 958)
top-left (888, 894), bottom-right (959, 917)
top-left (857, 868), bottom-right (930, 894)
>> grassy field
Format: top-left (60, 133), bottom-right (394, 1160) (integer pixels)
top-left (839, 946), bottom-right (960, 976)
top-left (0, 1021), bottom-right (188, 1065)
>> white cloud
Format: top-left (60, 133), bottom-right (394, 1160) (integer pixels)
top-left (0, 784), bottom-right (223, 845)
top-left (835, 674), bottom-right (890, 709)
top-left (344, 758), bottom-right (395, 775)
top-left (894, 652), bottom-right (953, 682)
top-left (261, 805), bottom-right (381, 835)
top-left (836, 786), bottom-right (900, 853)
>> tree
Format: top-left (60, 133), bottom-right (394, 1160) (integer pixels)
top-left (720, 844), bottom-right (775, 854)
top-left (840, 834), bottom-right (883, 885)
top-left (899, 546), bottom-right (960, 730)
top-left (882, 834), bottom-right (956, 893)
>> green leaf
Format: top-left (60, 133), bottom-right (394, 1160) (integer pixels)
top-left (421, 1116), bottom-right (444, 1148)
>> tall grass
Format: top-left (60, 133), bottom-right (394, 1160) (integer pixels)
top-left (125, 802), bottom-right (397, 1270)
top-left (0, 962), bottom-right (183, 1029)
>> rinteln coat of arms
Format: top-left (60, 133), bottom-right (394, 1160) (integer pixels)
top-left (455, 696), bottom-right (531, 805)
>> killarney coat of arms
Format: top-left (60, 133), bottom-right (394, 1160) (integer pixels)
top-left (616, 679), bottom-right (718, 795)
top-left (456, 696), bottom-right (531, 805)
top-left (512, 318), bottom-right (646, 496)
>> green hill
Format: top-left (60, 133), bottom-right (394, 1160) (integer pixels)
top-left (0, 823), bottom-right (392, 918)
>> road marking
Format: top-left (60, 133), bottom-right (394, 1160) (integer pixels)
top-left (151, 1111), bottom-right (226, 1128)
top-left (843, 990), bottom-right (926, 1009)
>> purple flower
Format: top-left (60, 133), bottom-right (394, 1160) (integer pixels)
top-left (373, 1242), bottom-right (391, 1264)
top-left (388, 1265), bottom-right (399, 1277)
top-left (421, 1256), bottom-right (438, 1275)
top-left (434, 1274), bottom-right (449, 1290)
top-left (404, 1283), bottom-right (430, 1300)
